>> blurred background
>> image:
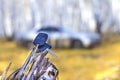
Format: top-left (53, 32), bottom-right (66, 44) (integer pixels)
top-left (0, 0), bottom-right (120, 80)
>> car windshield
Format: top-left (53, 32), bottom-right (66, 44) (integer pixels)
top-left (38, 27), bottom-right (61, 32)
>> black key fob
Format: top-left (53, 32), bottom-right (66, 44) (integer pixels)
top-left (33, 33), bottom-right (48, 46)
top-left (38, 43), bottom-right (51, 51)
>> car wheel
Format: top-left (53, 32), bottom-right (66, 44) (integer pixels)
top-left (16, 39), bottom-right (24, 46)
top-left (71, 40), bottom-right (83, 48)
top-left (25, 41), bottom-right (33, 49)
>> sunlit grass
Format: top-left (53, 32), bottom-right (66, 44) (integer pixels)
top-left (0, 37), bottom-right (120, 80)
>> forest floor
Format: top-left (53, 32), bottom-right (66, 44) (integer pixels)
top-left (0, 36), bottom-right (120, 80)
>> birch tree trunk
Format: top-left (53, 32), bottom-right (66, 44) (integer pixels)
top-left (0, 0), bottom-right (5, 37)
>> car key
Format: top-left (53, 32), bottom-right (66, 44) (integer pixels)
top-left (33, 33), bottom-right (48, 46)
top-left (38, 43), bottom-right (57, 58)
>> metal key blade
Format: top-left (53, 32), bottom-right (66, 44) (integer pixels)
top-left (46, 48), bottom-right (57, 58)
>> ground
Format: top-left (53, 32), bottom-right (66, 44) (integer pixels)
top-left (0, 37), bottom-right (120, 80)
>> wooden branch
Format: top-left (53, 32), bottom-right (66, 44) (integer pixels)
top-left (1, 62), bottom-right (12, 80)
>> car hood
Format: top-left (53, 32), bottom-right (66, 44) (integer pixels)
top-left (14, 30), bottom-right (37, 40)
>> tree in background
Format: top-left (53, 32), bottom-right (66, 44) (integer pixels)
top-left (0, 0), bottom-right (120, 37)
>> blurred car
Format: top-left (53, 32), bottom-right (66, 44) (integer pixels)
top-left (14, 25), bottom-right (101, 49)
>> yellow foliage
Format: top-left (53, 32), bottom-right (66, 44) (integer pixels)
top-left (95, 66), bottom-right (120, 80)
top-left (0, 38), bottom-right (120, 80)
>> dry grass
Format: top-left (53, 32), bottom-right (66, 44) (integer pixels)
top-left (0, 37), bottom-right (120, 80)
